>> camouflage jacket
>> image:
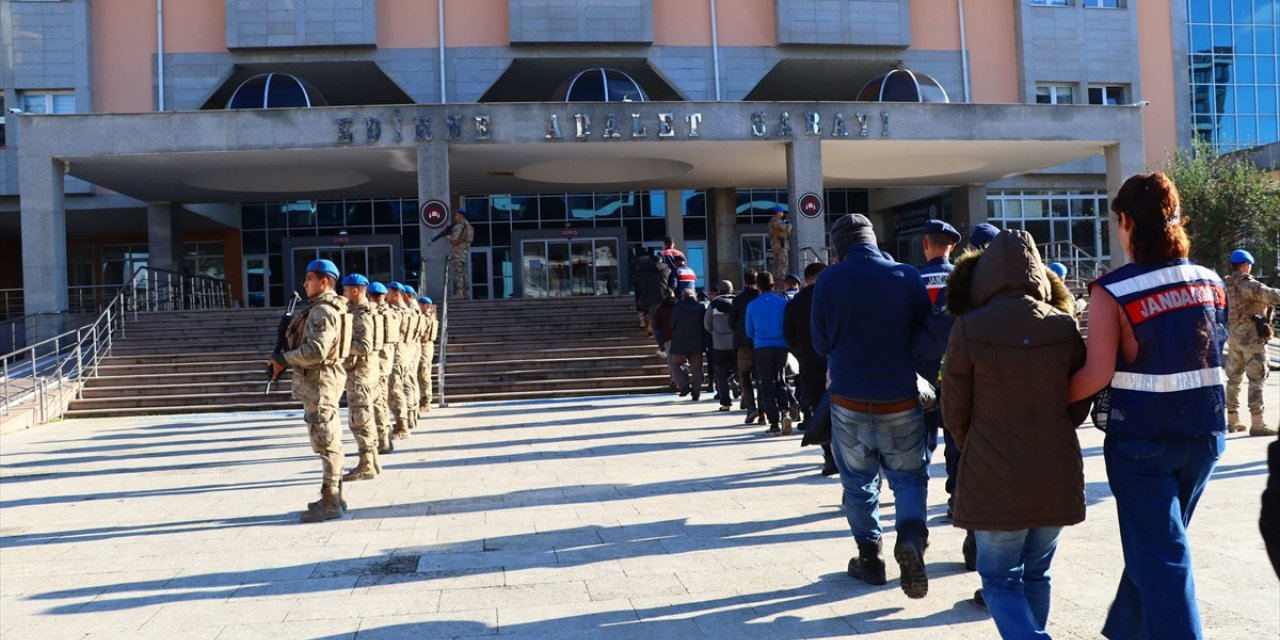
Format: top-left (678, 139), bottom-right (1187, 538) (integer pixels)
top-left (344, 300), bottom-right (375, 371)
top-left (1225, 272), bottom-right (1280, 345)
top-left (768, 216), bottom-right (791, 245)
top-left (284, 291), bottom-right (349, 370)
top-left (450, 219), bottom-right (475, 251)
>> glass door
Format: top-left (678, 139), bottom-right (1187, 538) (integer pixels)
top-left (546, 242), bottom-right (572, 297)
top-left (522, 241), bottom-right (548, 297)
top-left (469, 247), bottom-right (491, 300)
top-left (244, 254), bottom-right (269, 307)
top-left (593, 239), bottom-right (619, 295)
top-left (522, 238), bottom-right (622, 298)
top-left (740, 233), bottom-right (767, 281)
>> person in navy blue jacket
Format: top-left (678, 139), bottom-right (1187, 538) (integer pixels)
top-left (746, 271), bottom-right (791, 435)
top-left (812, 213), bottom-right (933, 599)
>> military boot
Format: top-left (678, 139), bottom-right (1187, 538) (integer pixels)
top-left (378, 428), bottom-right (394, 454)
top-left (371, 450), bottom-right (383, 474)
top-left (300, 484), bottom-right (344, 523)
top-left (893, 519), bottom-right (930, 599)
top-left (847, 539), bottom-right (887, 586)
top-left (342, 451), bottom-right (378, 482)
top-left (1227, 411), bottom-right (1247, 433)
top-left (391, 420), bottom-right (411, 440)
top-left (961, 530), bottom-right (977, 572)
top-left (1250, 412), bottom-right (1278, 437)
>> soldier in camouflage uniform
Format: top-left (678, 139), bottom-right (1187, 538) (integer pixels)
top-left (399, 286), bottom-right (422, 431)
top-left (449, 209), bottom-right (475, 300)
top-left (368, 282), bottom-right (397, 454)
top-left (767, 205), bottom-right (792, 287)
top-left (339, 273), bottom-right (381, 481)
top-left (385, 282), bottom-right (412, 440)
top-left (1224, 249), bottom-right (1280, 436)
top-left (268, 259), bottom-right (351, 522)
top-left (418, 296), bottom-right (438, 413)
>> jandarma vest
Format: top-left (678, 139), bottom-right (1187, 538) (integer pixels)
top-left (1093, 259), bottom-right (1228, 439)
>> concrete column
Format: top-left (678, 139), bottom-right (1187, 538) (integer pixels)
top-left (708, 187), bottom-right (739, 283)
top-left (1104, 142), bottom-right (1145, 268)
top-left (146, 202), bottom-right (185, 273)
top-left (663, 190), bottom-right (685, 251)
top-left (19, 155), bottom-right (67, 339)
top-left (786, 137), bottom-right (824, 271)
top-left (417, 142), bottom-right (451, 301)
top-left (950, 184), bottom-right (989, 241)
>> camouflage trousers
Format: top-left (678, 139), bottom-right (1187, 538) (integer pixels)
top-left (770, 242), bottom-right (788, 285)
top-left (451, 251), bottom-right (469, 298)
top-left (373, 345), bottom-right (394, 440)
top-left (418, 344), bottom-right (435, 408)
top-left (1226, 341), bottom-right (1270, 415)
top-left (400, 343), bottom-right (421, 430)
top-left (388, 354), bottom-right (410, 427)
top-left (345, 364), bottom-right (378, 455)
top-left (297, 366), bottom-right (346, 487)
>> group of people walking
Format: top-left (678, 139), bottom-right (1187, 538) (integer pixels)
top-left (266, 260), bottom-right (438, 522)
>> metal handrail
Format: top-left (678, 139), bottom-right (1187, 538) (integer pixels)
top-left (1038, 240), bottom-right (1108, 284)
top-left (436, 257), bottom-right (450, 409)
top-left (801, 246), bottom-right (829, 266)
top-left (0, 288), bottom-right (25, 321)
top-left (1, 267), bottom-right (232, 422)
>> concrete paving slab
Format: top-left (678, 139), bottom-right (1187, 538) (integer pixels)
top-left (1, 381), bottom-right (1277, 639)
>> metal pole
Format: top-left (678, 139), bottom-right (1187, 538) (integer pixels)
top-left (438, 257), bottom-right (449, 408)
top-left (75, 328), bottom-right (84, 399)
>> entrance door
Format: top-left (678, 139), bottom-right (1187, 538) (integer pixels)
top-left (291, 245), bottom-right (395, 289)
top-left (740, 233), bottom-right (767, 280)
top-left (469, 247), bottom-right (491, 300)
top-left (244, 254), bottom-right (269, 307)
top-left (521, 238), bottom-right (621, 298)
top-left (685, 241), bottom-right (706, 291)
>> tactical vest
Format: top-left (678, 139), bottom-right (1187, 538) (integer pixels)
top-left (383, 305), bottom-right (402, 345)
top-left (369, 303), bottom-right (385, 351)
top-left (1093, 259), bottom-right (1228, 439)
top-left (287, 293), bottom-right (351, 365)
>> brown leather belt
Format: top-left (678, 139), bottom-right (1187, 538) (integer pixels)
top-left (832, 395), bottom-right (919, 415)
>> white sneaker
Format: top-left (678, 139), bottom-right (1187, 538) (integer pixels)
top-left (656, 350), bottom-right (667, 357)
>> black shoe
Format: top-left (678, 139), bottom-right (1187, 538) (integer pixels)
top-left (744, 410), bottom-right (759, 424)
top-left (789, 405), bottom-right (801, 422)
top-left (962, 530), bottom-right (976, 572)
top-left (690, 394), bottom-right (700, 402)
top-left (678, 386), bottom-right (690, 398)
top-left (971, 588), bottom-right (987, 611)
top-left (766, 425), bottom-right (782, 436)
top-left (847, 540), bottom-right (887, 586)
top-left (893, 520), bottom-right (930, 599)
top-left (821, 464), bottom-right (838, 477)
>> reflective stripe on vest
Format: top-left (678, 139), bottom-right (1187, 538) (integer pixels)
top-left (1102, 264), bottom-right (1221, 298)
top-left (1111, 367), bottom-right (1224, 394)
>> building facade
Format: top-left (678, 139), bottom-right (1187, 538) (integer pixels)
top-left (1, 0), bottom-right (1204, 322)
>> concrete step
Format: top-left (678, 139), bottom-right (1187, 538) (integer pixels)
top-left (68, 389), bottom-right (295, 411)
top-left (64, 399), bottom-right (298, 418)
top-left (445, 384), bottom-right (671, 404)
top-left (82, 369), bottom-right (294, 387)
top-left (93, 361), bottom-right (291, 376)
top-left (446, 353), bottom-right (661, 373)
top-left (443, 363), bottom-right (665, 384)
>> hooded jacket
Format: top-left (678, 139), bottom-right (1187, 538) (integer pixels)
top-left (941, 230), bottom-right (1091, 532)
top-left (704, 295), bottom-right (736, 351)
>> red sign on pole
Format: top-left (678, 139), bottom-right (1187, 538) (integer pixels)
top-left (420, 199), bottom-right (449, 228)
top-left (798, 193), bottom-right (824, 219)
top-left (560, 227), bottom-right (580, 239)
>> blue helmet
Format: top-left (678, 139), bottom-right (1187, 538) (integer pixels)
top-left (306, 259), bottom-right (339, 280)
top-left (341, 273), bottom-right (369, 287)
top-left (368, 282), bottom-right (388, 295)
top-left (418, 296), bottom-right (433, 305)
top-left (1230, 249), bottom-right (1255, 265)
top-left (1048, 262), bottom-right (1068, 278)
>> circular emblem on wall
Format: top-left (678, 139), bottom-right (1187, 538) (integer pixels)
top-left (420, 199), bottom-right (449, 228)
top-left (798, 193), bottom-right (823, 219)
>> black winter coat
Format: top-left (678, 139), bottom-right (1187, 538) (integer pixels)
top-left (727, 288), bottom-right (760, 349)
top-left (669, 298), bottom-right (707, 355)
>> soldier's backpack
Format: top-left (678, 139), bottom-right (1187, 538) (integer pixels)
top-left (384, 305), bottom-right (402, 345)
top-left (370, 304), bottom-right (385, 351)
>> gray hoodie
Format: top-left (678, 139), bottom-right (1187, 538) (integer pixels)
top-left (703, 294), bottom-right (736, 351)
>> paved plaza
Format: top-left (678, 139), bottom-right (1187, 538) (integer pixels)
top-left (1, 381), bottom-right (1277, 640)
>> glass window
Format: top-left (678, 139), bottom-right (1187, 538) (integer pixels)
top-left (1083, 0), bottom-right (1119, 7)
top-left (1036, 84), bottom-right (1075, 104)
top-left (0, 96), bottom-right (5, 149)
top-left (19, 90), bottom-right (75, 115)
top-left (1088, 85), bottom-right (1126, 105)
top-left (1031, 0), bottom-right (1069, 5)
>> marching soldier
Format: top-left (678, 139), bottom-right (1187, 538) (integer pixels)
top-left (339, 274), bottom-right (381, 481)
top-left (1224, 249), bottom-right (1280, 436)
top-left (399, 285), bottom-right (423, 430)
top-left (449, 208), bottom-right (475, 299)
top-left (367, 282), bottom-right (396, 454)
top-left (418, 296), bottom-right (438, 412)
top-left (767, 205), bottom-right (792, 287)
top-left (267, 259), bottom-right (351, 522)
top-left (385, 282), bottom-right (411, 441)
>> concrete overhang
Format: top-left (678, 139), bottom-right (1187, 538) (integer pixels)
top-left (16, 101), bottom-right (1143, 201)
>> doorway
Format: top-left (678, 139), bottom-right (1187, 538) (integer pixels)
top-left (244, 254), bottom-right (269, 307)
top-left (290, 244), bottom-right (394, 290)
top-left (520, 237), bottom-right (621, 298)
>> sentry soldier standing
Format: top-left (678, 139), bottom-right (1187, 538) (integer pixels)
top-left (449, 208), bottom-right (475, 299)
top-left (399, 285), bottom-right (423, 430)
top-left (267, 259), bottom-right (352, 522)
top-left (767, 205), bottom-right (792, 286)
top-left (340, 273), bottom-right (381, 481)
top-left (418, 296), bottom-right (438, 413)
top-left (385, 282), bottom-right (411, 441)
top-left (1224, 249), bottom-right (1280, 436)
top-left (367, 281), bottom-right (396, 454)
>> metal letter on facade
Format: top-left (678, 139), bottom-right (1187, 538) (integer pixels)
top-left (473, 115), bottom-right (492, 141)
top-left (603, 113), bottom-right (622, 139)
top-left (365, 117), bottom-right (382, 142)
top-left (657, 113), bottom-right (675, 138)
top-left (574, 113), bottom-right (592, 140)
top-left (880, 112), bottom-right (890, 137)
top-left (392, 110), bottom-right (404, 142)
top-left (415, 116), bottom-right (432, 141)
top-left (545, 114), bottom-right (563, 140)
top-left (336, 117), bottom-right (354, 144)
top-left (686, 113), bottom-right (702, 138)
top-left (750, 111), bottom-right (767, 137)
top-left (855, 113), bottom-right (870, 138)
top-left (778, 112), bottom-right (794, 137)
top-left (832, 113), bottom-right (850, 138)
top-left (804, 111), bottom-right (821, 136)
top-left (631, 112), bottom-right (647, 138)
top-left (445, 115), bottom-right (462, 140)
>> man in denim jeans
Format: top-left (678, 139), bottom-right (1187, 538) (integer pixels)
top-left (811, 214), bottom-right (933, 599)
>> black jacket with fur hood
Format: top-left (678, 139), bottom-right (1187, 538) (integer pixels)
top-left (942, 229), bottom-right (1091, 531)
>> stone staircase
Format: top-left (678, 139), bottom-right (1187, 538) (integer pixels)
top-left (64, 295), bottom-right (669, 418)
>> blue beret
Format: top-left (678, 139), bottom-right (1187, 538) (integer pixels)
top-left (969, 223), bottom-right (1000, 249)
top-left (404, 286), bottom-right (417, 297)
top-left (418, 296), bottom-right (433, 305)
top-left (306, 259), bottom-right (339, 280)
top-left (1048, 262), bottom-right (1067, 278)
top-left (387, 281), bottom-right (404, 292)
top-left (1230, 249), bottom-right (1255, 265)
top-left (784, 272), bottom-right (802, 284)
top-left (368, 282), bottom-right (388, 295)
top-left (922, 220), bottom-right (961, 243)
top-left (341, 273), bottom-right (369, 287)
top-left (772, 205), bottom-right (785, 213)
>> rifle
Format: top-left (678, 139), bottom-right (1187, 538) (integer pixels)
top-left (265, 291), bottom-right (303, 394)
top-left (429, 222), bottom-right (455, 244)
